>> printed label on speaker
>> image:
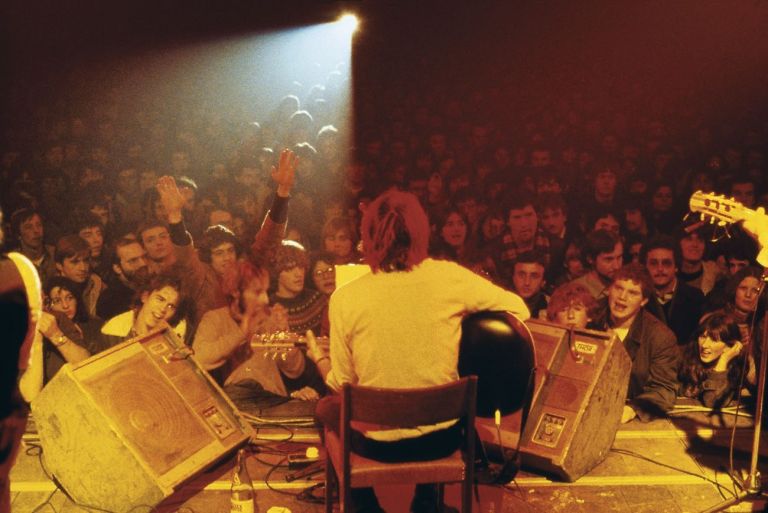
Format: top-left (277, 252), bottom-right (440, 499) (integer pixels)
top-left (574, 341), bottom-right (598, 355)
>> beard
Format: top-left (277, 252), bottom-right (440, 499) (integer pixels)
top-left (125, 265), bottom-right (151, 286)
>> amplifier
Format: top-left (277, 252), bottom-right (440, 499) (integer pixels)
top-left (476, 319), bottom-right (630, 481)
top-left (31, 328), bottom-right (253, 512)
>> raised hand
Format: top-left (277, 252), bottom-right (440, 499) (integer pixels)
top-left (156, 176), bottom-right (186, 223)
top-left (715, 341), bottom-right (743, 371)
top-left (742, 206), bottom-right (768, 266)
top-left (271, 149), bottom-right (298, 197)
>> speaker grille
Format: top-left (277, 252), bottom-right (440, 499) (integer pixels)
top-left (81, 351), bottom-right (211, 475)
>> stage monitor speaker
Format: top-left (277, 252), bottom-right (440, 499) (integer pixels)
top-left (476, 319), bottom-right (631, 482)
top-left (31, 328), bottom-right (254, 512)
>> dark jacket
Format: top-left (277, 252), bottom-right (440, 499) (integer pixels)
top-left (621, 311), bottom-right (680, 421)
top-left (644, 282), bottom-right (704, 345)
top-left (96, 275), bottom-right (135, 321)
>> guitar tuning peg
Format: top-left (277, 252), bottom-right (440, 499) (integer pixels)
top-left (281, 353), bottom-right (287, 361)
top-left (271, 352), bottom-right (278, 360)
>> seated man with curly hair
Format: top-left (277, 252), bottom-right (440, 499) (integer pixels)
top-left (193, 259), bottom-right (326, 405)
top-left (269, 240), bottom-right (329, 336)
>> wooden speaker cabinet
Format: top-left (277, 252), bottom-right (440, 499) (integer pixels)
top-left (476, 319), bottom-right (631, 481)
top-left (31, 328), bottom-right (253, 512)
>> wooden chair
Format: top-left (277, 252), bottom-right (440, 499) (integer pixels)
top-left (324, 376), bottom-right (478, 513)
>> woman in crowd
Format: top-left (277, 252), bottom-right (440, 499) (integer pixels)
top-left (647, 181), bottom-right (679, 236)
top-left (44, 276), bottom-right (103, 342)
top-left (431, 206), bottom-right (497, 281)
top-left (309, 251), bottom-right (337, 296)
top-left (477, 207), bottom-right (506, 247)
top-left (18, 277), bottom-right (99, 402)
top-left (703, 266), bottom-right (764, 346)
top-left (552, 240), bottom-right (588, 288)
top-left (678, 313), bottom-right (756, 408)
top-left (321, 216), bottom-right (360, 265)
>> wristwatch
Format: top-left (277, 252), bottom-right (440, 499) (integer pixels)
top-left (52, 333), bottom-right (69, 347)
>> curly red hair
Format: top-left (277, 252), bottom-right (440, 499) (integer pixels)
top-left (220, 259), bottom-right (270, 301)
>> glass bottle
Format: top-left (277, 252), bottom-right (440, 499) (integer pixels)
top-left (230, 448), bottom-right (256, 513)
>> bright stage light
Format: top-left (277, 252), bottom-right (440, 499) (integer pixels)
top-left (337, 13), bottom-right (359, 34)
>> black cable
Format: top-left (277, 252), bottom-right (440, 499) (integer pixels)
top-left (263, 456), bottom-right (302, 498)
top-left (295, 482), bottom-right (326, 505)
top-left (252, 439), bottom-right (317, 456)
top-left (498, 483), bottom-right (545, 513)
top-left (29, 489), bottom-right (58, 513)
top-left (251, 422), bottom-right (296, 443)
top-left (713, 467), bottom-right (731, 502)
top-left (610, 448), bottom-right (737, 498)
top-left (253, 454), bottom-right (291, 468)
top-left (20, 443), bottom-right (58, 513)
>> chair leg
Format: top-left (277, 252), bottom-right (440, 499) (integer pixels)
top-left (342, 481), bottom-right (351, 513)
top-left (462, 478), bottom-right (472, 513)
top-left (325, 460), bottom-right (337, 513)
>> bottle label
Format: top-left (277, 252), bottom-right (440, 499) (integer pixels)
top-left (231, 498), bottom-right (255, 513)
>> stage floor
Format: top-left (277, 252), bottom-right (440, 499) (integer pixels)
top-left (9, 399), bottom-right (768, 513)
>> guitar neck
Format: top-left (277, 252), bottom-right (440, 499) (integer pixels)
top-left (250, 341), bottom-right (308, 349)
top-left (249, 333), bottom-right (329, 349)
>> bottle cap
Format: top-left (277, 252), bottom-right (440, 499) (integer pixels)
top-left (267, 507), bottom-right (291, 513)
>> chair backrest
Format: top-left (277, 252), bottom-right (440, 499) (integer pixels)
top-left (341, 376), bottom-right (477, 429)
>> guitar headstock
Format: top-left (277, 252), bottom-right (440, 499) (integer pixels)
top-left (689, 190), bottom-right (749, 227)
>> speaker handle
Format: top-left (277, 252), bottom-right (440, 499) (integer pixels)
top-left (566, 327), bottom-right (584, 364)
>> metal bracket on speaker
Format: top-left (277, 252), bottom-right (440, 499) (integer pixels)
top-left (566, 328), bottom-right (584, 363)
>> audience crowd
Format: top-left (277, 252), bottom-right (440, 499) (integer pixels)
top-left (2, 60), bottom-right (766, 416)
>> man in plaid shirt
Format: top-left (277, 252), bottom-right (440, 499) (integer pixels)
top-left (494, 194), bottom-right (563, 288)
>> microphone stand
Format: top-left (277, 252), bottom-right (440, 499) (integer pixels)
top-left (701, 271), bottom-right (768, 512)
